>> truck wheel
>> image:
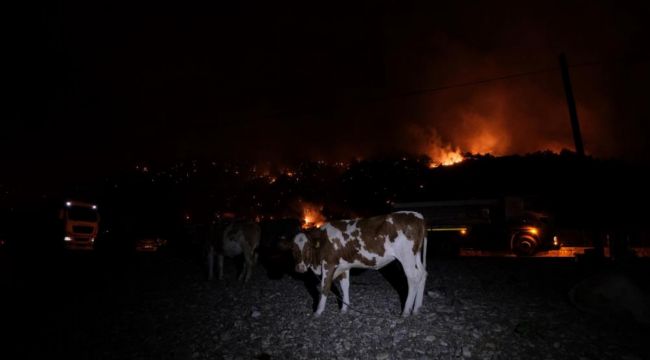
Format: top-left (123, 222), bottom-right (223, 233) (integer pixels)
top-left (513, 235), bottom-right (538, 256)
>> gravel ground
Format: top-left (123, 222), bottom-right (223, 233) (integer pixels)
top-left (3, 252), bottom-right (649, 359)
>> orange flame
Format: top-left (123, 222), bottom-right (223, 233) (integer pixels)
top-left (427, 143), bottom-right (465, 168)
top-left (301, 202), bottom-right (326, 229)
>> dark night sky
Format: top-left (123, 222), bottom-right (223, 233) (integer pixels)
top-left (4, 0), bottom-right (650, 187)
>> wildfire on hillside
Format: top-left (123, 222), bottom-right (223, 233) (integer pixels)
top-left (428, 144), bottom-right (465, 168)
top-left (423, 130), bottom-right (466, 168)
top-left (424, 122), bottom-right (567, 169)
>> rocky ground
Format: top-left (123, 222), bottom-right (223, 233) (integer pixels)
top-left (2, 251), bottom-right (649, 359)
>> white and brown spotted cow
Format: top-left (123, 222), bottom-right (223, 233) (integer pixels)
top-left (207, 221), bottom-right (260, 282)
top-left (290, 211), bottom-right (428, 317)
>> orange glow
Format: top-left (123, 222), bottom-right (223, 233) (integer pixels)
top-left (453, 109), bottom-right (512, 156)
top-left (301, 202), bottom-right (326, 229)
top-left (466, 129), bottom-right (502, 155)
top-left (437, 88), bottom-right (575, 158)
top-left (460, 228), bottom-right (467, 236)
top-left (427, 143), bottom-right (464, 168)
top-left (424, 116), bottom-right (566, 168)
top-left (527, 227), bottom-right (539, 235)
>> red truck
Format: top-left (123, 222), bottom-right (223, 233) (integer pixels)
top-left (60, 200), bottom-right (100, 250)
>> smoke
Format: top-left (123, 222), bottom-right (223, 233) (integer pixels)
top-left (374, 0), bottom-right (649, 162)
top-left (414, 78), bottom-right (576, 157)
top-left (200, 0), bottom-right (647, 165)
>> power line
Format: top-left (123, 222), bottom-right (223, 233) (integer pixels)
top-left (261, 57), bottom-right (649, 118)
top-left (398, 60), bottom-right (617, 98)
top-left (401, 66), bottom-right (559, 97)
top-left (401, 57), bottom-right (648, 98)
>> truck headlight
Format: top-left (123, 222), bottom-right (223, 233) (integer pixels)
top-left (64, 236), bottom-right (72, 241)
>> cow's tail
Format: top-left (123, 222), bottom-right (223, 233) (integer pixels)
top-left (417, 220), bottom-right (427, 271)
top-left (422, 231), bottom-right (428, 270)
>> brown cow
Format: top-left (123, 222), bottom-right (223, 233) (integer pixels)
top-left (207, 221), bottom-right (260, 282)
top-left (290, 211), bottom-right (428, 317)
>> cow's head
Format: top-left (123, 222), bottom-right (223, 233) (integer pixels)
top-left (282, 228), bottom-right (325, 273)
top-left (291, 232), bottom-right (311, 273)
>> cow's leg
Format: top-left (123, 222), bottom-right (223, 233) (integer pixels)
top-left (240, 242), bottom-right (254, 282)
top-left (403, 275), bottom-right (417, 317)
top-left (397, 255), bottom-right (418, 317)
top-left (315, 264), bottom-right (334, 316)
top-left (322, 263), bottom-right (336, 296)
top-left (242, 252), bottom-right (254, 283)
top-left (250, 232), bottom-right (260, 265)
top-left (245, 247), bottom-right (258, 282)
top-left (339, 270), bottom-right (350, 313)
top-left (217, 254), bottom-right (224, 280)
top-left (315, 294), bottom-right (327, 316)
top-left (413, 252), bottom-right (428, 314)
top-left (207, 246), bottom-right (214, 280)
top-left (245, 260), bottom-right (254, 282)
top-left (238, 261), bottom-right (245, 282)
top-left (413, 271), bottom-right (427, 314)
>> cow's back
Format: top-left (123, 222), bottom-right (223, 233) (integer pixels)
top-left (317, 212), bottom-right (425, 269)
top-left (352, 211), bottom-right (425, 253)
top-left (222, 221), bottom-right (260, 256)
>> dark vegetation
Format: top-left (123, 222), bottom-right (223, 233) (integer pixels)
top-left (1, 151), bottom-right (648, 255)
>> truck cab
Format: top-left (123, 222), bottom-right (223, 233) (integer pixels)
top-left (60, 201), bottom-right (99, 250)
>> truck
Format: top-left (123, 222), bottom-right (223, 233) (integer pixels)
top-left (394, 197), bottom-right (560, 256)
top-left (59, 200), bottom-right (100, 250)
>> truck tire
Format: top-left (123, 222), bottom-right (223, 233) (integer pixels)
top-left (512, 234), bottom-right (538, 256)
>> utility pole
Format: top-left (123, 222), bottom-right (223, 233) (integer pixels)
top-left (560, 54), bottom-right (606, 262)
top-left (559, 53), bottom-right (585, 157)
